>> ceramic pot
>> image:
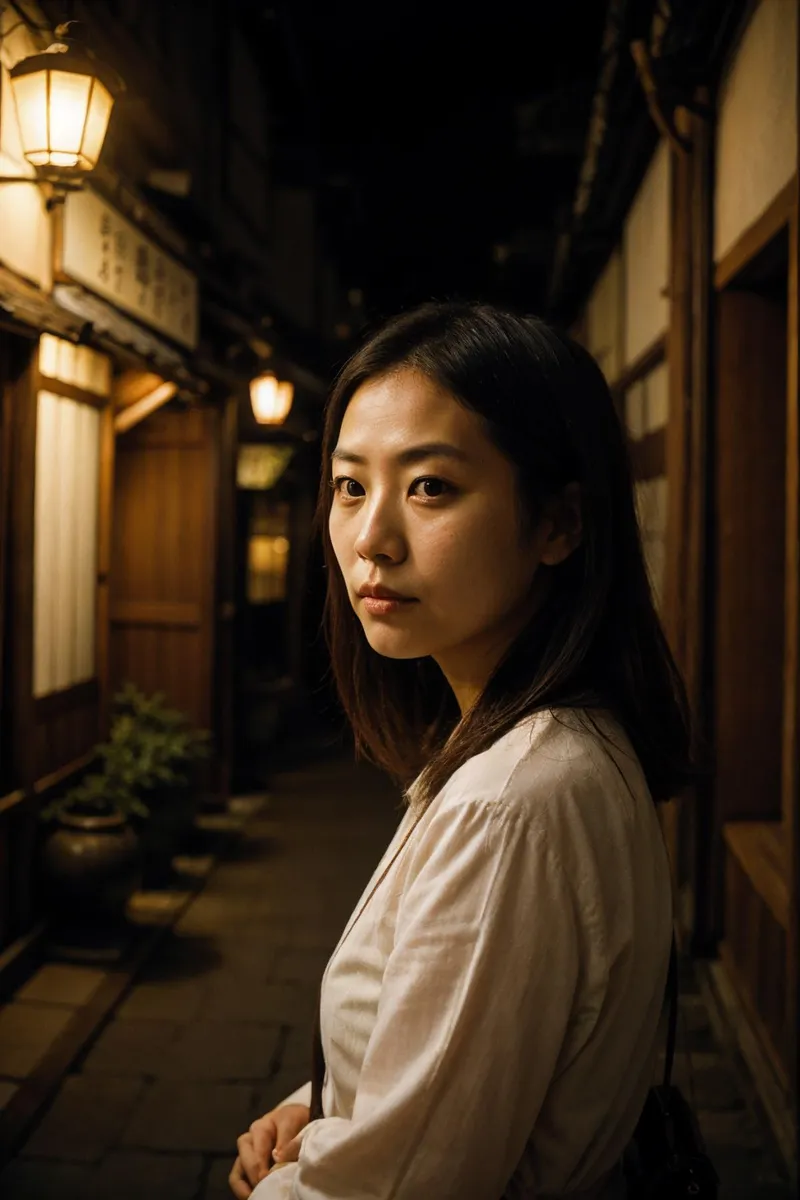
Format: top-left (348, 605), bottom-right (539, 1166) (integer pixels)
top-left (42, 808), bottom-right (139, 922)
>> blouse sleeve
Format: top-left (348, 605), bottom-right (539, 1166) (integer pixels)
top-left (252, 797), bottom-right (580, 1199)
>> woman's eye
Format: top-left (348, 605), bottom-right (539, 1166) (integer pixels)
top-left (331, 475), bottom-right (452, 501)
top-left (331, 476), bottom-right (364, 499)
top-left (411, 476), bottom-right (451, 500)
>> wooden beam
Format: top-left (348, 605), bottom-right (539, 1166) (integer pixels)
top-left (37, 376), bottom-right (106, 410)
top-left (714, 177), bottom-right (797, 291)
top-left (0, 791), bottom-right (26, 819)
top-left (612, 334), bottom-right (667, 397)
top-left (630, 40), bottom-right (691, 157)
top-left (32, 752), bottom-right (94, 799)
top-left (112, 370), bottom-right (164, 411)
top-left (114, 382), bottom-right (177, 434)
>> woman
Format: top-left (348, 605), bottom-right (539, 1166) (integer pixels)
top-left (230, 302), bottom-right (693, 1199)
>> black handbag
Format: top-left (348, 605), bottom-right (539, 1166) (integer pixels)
top-left (622, 938), bottom-right (720, 1198)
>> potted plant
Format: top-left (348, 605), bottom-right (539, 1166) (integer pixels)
top-left (110, 684), bottom-right (211, 886)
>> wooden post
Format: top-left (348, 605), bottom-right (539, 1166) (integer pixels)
top-left (214, 392), bottom-right (239, 802)
top-left (9, 346), bottom-right (38, 795)
top-left (788, 17), bottom-right (800, 1164)
top-left (663, 108), bottom-right (694, 918)
top-left (97, 403), bottom-right (116, 735)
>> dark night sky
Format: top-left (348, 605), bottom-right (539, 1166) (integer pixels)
top-left (266, 0), bottom-right (611, 317)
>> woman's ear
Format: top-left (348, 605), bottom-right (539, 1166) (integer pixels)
top-left (539, 482), bottom-right (583, 566)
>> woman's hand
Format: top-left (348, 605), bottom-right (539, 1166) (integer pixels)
top-left (229, 1103), bottom-right (310, 1197)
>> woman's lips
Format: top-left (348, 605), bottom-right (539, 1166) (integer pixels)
top-left (360, 595), bottom-right (418, 616)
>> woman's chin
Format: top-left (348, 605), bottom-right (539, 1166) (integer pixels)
top-left (362, 626), bottom-right (431, 660)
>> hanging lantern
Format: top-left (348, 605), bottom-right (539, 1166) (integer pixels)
top-left (9, 22), bottom-right (120, 178)
top-left (250, 372), bottom-right (294, 425)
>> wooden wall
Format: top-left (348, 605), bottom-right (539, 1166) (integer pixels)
top-left (110, 405), bottom-right (220, 732)
top-left (575, 0), bottom-right (800, 1155)
top-left (623, 140), bottom-right (671, 366)
top-left (0, 333), bottom-right (112, 955)
top-left (715, 0), bottom-right (797, 264)
top-left (704, 0), bottom-right (799, 1118)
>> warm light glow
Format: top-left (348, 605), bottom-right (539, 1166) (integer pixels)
top-left (250, 372), bottom-right (294, 425)
top-left (247, 534), bottom-right (290, 603)
top-left (114, 381), bottom-right (177, 433)
top-left (39, 333), bottom-right (112, 397)
top-left (237, 444), bottom-right (295, 490)
top-left (10, 45), bottom-right (116, 175)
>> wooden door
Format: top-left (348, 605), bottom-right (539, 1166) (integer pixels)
top-left (110, 406), bottom-right (220, 737)
top-left (712, 280), bottom-right (791, 1090)
top-left (713, 287), bottom-right (787, 829)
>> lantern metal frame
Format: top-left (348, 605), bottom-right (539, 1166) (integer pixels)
top-left (0, 21), bottom-right (122, 210)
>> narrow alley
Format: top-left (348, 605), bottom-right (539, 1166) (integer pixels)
top-left (0, 750), bottom-right (400, 1199)
top-left (0, 745), bottom-right (793, 1200)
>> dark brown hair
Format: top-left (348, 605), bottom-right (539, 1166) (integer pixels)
top-left (315, 301), bottom-right (694, 807)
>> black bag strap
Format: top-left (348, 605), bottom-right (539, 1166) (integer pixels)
top-left (663, 933), bottom-right (679, 1089)
top-left (310, 1002), bottom-right (325, 1121)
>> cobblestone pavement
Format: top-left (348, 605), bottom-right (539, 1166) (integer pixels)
top-left (0, 750), bottom-right (794, 1198)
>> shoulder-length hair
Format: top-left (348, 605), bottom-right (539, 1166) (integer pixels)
top-left (315, 301), bottom-right (694, 807)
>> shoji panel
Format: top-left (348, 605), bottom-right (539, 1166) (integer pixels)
top-left (39, 333), bottom-right (111, 397)
top-left (33, 392), bottom-right (100, 697)
top-left (586, 249), bottom-right (623, 385)
top-left (623, 141), bottom-right (670, 365)
top-left (715, 0), bottom-right (798, 263)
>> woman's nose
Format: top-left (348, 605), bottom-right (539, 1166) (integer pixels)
top-left (353, 497), bottom-right (407, 563)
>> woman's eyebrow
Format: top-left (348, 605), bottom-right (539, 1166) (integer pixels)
top-left (331, 442), bottom-right (471, 466)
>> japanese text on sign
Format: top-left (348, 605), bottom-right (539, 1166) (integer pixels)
top-left (59, 189), bottom-right (199, 350)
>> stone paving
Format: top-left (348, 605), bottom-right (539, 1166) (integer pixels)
top-left (0, 748), bottom-right (795, 1198)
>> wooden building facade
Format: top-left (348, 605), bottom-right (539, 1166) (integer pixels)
top-left (0, 1), bottom-right (325, 979)
top-left (572, 0), bottom-right (799, 1170)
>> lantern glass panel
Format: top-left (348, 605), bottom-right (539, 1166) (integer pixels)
top-left (48, 69), bottom-right (92, 165)
top-left (81, 79), bottom-right (113, 167)
top-left (11, 70), bottom-right (48, 163)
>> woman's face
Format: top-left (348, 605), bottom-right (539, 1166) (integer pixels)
top-left (328, 368), bottom-right (578, 711)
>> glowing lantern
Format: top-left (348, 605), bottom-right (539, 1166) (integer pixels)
top-left (250, 373), bottom-right (294, 425)
top-left (8, 22), bottom-right (119, 178)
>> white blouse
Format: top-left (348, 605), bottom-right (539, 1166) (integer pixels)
top-left (253, 709), bottom-right (673, 1199)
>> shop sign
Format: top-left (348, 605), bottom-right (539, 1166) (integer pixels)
top-left (58, 188), bottom-right (198, 350)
